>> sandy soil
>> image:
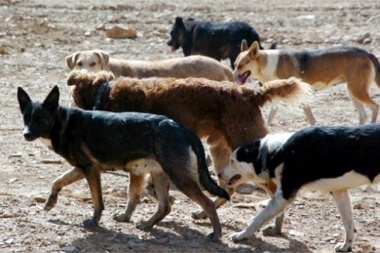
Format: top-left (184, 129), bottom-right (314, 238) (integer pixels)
top-left (1, 0), bottom-right (380, 252)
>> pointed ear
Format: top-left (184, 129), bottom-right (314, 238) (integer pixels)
top-left (175, 17), bottom-right (184, 26)
top-left (17, 87), bottom-right (32, 113)
top-left (43, 86), bottom-right (60, 111)
top-left (248, 41), bottom-right (260, 58)
top-left (95, 50), bottom-right (110, 69)
top-left (240, 39), bottom-right (249, 52)
top-left (65, 52), bottom-right (79, 70)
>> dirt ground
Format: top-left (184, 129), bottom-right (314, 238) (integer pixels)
top-left (1, 0), bottom-right (380, 252)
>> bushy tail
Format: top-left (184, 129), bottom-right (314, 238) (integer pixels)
top-left (253, 77), bottom-right (314, 109)
top-left (190, 135), bottom-right (230, 201)
top-left (369, 54), bottom-right (380, 89)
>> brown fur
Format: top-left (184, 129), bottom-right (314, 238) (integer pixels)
top-left (66, 70), bottom-right (313, 218)
top-left (235, 41), bottom-right (380, 125)
top-left (66, 50), bottom-right (234, 81)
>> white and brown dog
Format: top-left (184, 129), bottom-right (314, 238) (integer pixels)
top-left (234, 41), bottom-right (380, 125)
top-left (66, 49), bottom-right (234, 81)
top-left (219, 124), bottom-right (380, 252)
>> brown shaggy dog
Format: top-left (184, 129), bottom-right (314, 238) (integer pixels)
top-left (66, 70), bottom-right (313, 218)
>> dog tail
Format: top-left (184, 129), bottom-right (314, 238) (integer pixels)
top-left (252, 77), bottom-right (314, 109)
top-left (369, 54), bottom-right (380, 89)
top-left (190, 136), bottom-right (230, 201)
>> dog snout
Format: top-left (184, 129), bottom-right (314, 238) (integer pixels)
top-left (23, 128), bottom-right (36, 141)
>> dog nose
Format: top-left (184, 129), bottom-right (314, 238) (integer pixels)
top-left (23, 131), bottom-right (32, 139)
top-left (23, 128), bottom-right (34, 141)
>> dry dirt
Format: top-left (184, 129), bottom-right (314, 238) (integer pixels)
top-left (1, 0), bottom-right (380, 252)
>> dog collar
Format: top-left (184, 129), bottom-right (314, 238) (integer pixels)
top-left (93, 80), bottom-right (111, 110)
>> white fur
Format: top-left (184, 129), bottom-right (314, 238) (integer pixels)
top-left (126, 158), bottom-right (162, 175)
top-left (305, 170), bottom-right (375, 192)
top-left (260, 50), bottom-right (280, 81)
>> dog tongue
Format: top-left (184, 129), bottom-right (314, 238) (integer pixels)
top-left (228, 174), bottom-right (242, 186)
top-left (170, 46), bottom-right (176, 52)
top-left (238, 73), bottom-right (249, 84)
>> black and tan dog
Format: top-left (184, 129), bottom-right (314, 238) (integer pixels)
top-left (220, 125), bottom-right (380, 252)
top-left (234, 40), bottom-right (380, 125)
top-left (167, 17), bottom-right (266, 69)
top-left (66, 70), bottom-right (313, 219)
top-left (17, 86), bottom-right (230, 241)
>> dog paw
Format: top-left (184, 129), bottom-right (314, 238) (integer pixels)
top-left (43, 196), bottom-right (57, 211)
top-left (112, 212), bottom-right (131, 222)
top-left (262, 224), bottom-right (281, 236)
top-left (231, 231), bottom-right (248, 243)
top-left (206, 232), bottom-right (221, 242)
top-left (191, 210), bottom-right (208, 220)
top-left (83, 218), bottom-right (99, 227)
top-left (334, 242), bottom-right (352, 252)
top-left (136, 220), bottom-right (153, 231)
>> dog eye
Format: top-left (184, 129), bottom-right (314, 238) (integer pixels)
top-left (77, 62), bottom-right (83, 67)
top-left (90, 62), bottom-right (96, 67)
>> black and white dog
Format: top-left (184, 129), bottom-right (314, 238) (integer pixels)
top-left (17, 86), bottom-right (230, 241)
top-left (219, 125), bottom-right (380, 252)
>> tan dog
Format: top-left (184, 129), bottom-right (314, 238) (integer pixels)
top-left (234, 40), bottom-right (380, 125)
top-left (66, 50), bottom-right (234, 81)
top-left (61, 71), bottom-right (313, 219)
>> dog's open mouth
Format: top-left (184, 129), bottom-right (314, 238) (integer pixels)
top-left (237, 71), bottom-right (251, 84)
top-left (228, 174), bottom-right (242, 186)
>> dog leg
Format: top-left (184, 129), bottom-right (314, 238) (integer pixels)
top-left (302, 104), bottom-right (317, 125)
top-left (174, 173), bottom-right (223, 241)
top-left (232, 191), bottom-right (291, 242)
top-left (267, 105), bottom-right (279, 125)
top-left (136, 172), bottom-right (171, 230)
top-left (83, 167), bottom-right (104, 227)
top-left (331, 190), bottom-right (356, 252)
top-left (348, 93), bottom-right (367, 125)
top-left (44, 167), bottom-right (85, 211)
top-left (113, 173), bottom-right (145, 222)
top-left (256, 181), bottom-right (284, 236)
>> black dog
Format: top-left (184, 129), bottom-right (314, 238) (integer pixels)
top-left (220, 125), bottom-right (380, 251)
top-left (167, 17), bottom-right (265, 69)
top-left (17, 86), bottom-right (229, 241)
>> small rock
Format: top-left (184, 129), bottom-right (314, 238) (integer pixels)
top-left (0, 45), bottom-right (7, 55)
top-left (236, 183), bottom-right (257, 194)
top-left (9, 178), bottom-right (18, 184)
top-left (59, 245), bottom-right (76, 252)
top-left (34, 196), bottom-right (46, 203)
top-left (105, 25), bottom-right (137, 39)
top-left (363, 37), bottom-right (371, 44)
top-left (84, 31), bottom-right (92, 37)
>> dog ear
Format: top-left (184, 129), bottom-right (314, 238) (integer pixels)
top-left (17, 87), bottom-right (32, 113)
top-left (94, 50), bottom-right (110, 70)
top-left (43, 86), bottom-right (60, 111)
top-left (175, 17), bottom-right (184, 26)
top-left (66, 52), bottom-right (79, 70)
top-left (240, 39), bottom-right (249, 52)
top-left (248, 41), bottom-right (260, 58)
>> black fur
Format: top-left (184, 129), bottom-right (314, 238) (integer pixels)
top-left (17, 86), bottom-right (229, 239)
top-left (239, 124), bottom-right (380, 200)
top-left (167, 17), bottom-right (263, 69)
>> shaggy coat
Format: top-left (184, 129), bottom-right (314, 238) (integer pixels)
top-left (67, 71), bottom-right (313, 217)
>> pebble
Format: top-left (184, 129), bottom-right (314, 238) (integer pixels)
top-left (105, 25), bottom-right (137, 39)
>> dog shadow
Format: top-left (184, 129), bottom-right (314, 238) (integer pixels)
top-left (48, 218), bottom-right (312, 252)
